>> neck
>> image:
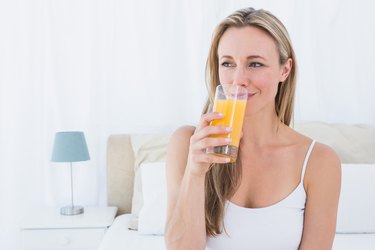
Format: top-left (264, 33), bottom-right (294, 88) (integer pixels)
top-left (240, 109), bottom-right (284, 147)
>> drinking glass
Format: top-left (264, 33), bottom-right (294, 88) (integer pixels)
top-left (206, 84), bottom-right (248, 162)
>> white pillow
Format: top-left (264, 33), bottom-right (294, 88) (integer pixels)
top-left (130, 135), bottom-right (169, 216)
top-left (336, 164), bottom-right (375, 233)
top-left (138, 162), bottom-right (167, 235)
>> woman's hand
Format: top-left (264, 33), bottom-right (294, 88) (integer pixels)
top-left (186, 112), bottom-right (232, 177)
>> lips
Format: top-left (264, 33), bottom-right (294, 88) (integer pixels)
top-left (247, 93), bottom-right (256, 99)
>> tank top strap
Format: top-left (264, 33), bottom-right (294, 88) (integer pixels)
top-left (300, 140), bottom-right (316, 183)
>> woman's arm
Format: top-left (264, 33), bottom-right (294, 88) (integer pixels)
top-left (164, 113), bottom-right (231, 250)
top-left (299, 143), bottom-right (342, 250)
top-left (164, 126), bottom-right (207, 250)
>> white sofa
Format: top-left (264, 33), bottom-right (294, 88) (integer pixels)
top-left (101, 122), bottom-right (375, 250)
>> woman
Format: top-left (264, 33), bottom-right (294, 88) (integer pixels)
top-left (165, 7), bottom-right (341, 250)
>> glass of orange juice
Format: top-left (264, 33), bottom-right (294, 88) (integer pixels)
top-left (207, 84), bottom-right (248, 162)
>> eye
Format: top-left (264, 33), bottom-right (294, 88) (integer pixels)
top-left (221, 62), bottom-right (234, 67)
top-left (249, 62), bottom-right (263, 68)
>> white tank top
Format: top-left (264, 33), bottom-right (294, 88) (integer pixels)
top-left (206, 140), bottom-right (316, 250)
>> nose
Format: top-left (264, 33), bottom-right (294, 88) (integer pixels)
top-left (232, 67), bottom-right (249, 88)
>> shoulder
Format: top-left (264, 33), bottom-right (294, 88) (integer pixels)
top-left (305, 142), bottom-right (341, 191)
top-left (166, 126), bottom-right (196, 171)
top-left (309, 142), bottom-right (341, 173)
top-left (168, 125), bottom-right (196, 152)
top-left (170, 125), bottom-right (196, 142)
top-left (286, 125), bottom-right (341, 179)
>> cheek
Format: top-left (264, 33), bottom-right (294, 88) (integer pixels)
top-left (218, 70), bottom-right (230, 84)
top-left (254, 72), bottom-right (277, 89)
top-left (255, 73), bottom-right (280, 98)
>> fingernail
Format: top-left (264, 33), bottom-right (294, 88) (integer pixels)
top-left (225, 158), bottom-right (230, 162)
top-left (225, 127), bottom-right (232, 132)
top-left (218, 112), bottom-right (224, 117)
top-left (225, 138), bottom-right (232, 143)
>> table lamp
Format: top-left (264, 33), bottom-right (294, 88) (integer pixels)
top-left (51, 131), bottom-right (90, 215)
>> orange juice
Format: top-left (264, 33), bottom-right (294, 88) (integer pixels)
top-left (209, 99), bottom-right (247, 161)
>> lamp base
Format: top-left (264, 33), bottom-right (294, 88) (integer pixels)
top-left (60, 206), bottom-right (84, 216)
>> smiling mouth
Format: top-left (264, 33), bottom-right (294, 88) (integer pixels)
top-left (247, 93), bottom-right (256, 99)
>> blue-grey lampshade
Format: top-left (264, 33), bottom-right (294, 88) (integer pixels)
top-left (51, 131), bottom-right (90, 162)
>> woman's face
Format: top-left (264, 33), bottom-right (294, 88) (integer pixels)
top-left (217, 26), bottom-right (291, 116)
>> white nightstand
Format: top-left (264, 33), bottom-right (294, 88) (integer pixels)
top-left (20, 206), bottom-right (117, 250)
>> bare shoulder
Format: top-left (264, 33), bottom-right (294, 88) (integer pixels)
top-left (167, 125), bottom-right (196, 159)
top-left (169, 125), bottom-right (196, 146)
top-left (305, 142), bottom-right (342, 190)
top-left (166, 126), bottom-right (196, 175)
top-left (310, 142), bottom-right (341, 171)
top-left (286, 125), bottom-right (341, 176)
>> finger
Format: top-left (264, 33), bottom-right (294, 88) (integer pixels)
top-left (193, 125), bottom-right (231, 141)
top-left (194, 137), bottom-right (231, 152)
top-left (207, 154), bottom-right (231, 164)
top-left (192, 152), bottom-right (231, 164)
top-left (197, 112), bottom-right (224, 129)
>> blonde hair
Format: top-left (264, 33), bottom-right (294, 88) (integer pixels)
top-left (204, 7), bottom-right (297, 236)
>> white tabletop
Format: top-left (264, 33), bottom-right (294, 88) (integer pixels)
top-left (20, 206), bottom-right (118, 229)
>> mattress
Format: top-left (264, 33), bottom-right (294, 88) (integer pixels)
top-left (99, 214), bottom-right (375, 250)
top-left (98, 214), bottom-right (165, 250)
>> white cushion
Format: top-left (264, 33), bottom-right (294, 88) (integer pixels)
top-left (333, 233), bottom-right (375, 250)
top-left (138, 162), bottom-right (167, 235)
top-left (336, 164), bottom-right (375, 233)
top-left (130, 135), bottom-right (170, 216)
top-left (294, 122), bottom-right (375, 163)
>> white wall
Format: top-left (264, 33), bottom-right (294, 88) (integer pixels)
top-left (0, 0), bottom-right (374, 249)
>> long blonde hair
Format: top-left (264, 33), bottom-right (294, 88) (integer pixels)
top-left (204, 7), bottom-right (297, 236)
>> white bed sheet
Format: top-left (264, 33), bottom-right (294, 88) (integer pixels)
top-left (98, 214), bottom-right (165, 250)
top-left (333, 233), bottom-right (375, 250)
top-left (99, 214), bottom-right (375, 250)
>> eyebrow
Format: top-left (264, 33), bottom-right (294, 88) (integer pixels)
top-left (220, 55), bottom-right (266, 60)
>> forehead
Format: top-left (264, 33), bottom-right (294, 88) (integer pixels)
top-left (217, 26), bottom-right (279, 59)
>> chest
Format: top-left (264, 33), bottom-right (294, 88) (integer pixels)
top-left (231, 145), bottom-right (307, 208)
top-left (206, 201), bottom-right (305, 250)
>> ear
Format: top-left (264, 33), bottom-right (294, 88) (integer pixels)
top-left (279, 58), bottom-right (292, 83)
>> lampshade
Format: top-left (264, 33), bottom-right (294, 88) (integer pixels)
top-left (51, 131), bottom-right (90, 162)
